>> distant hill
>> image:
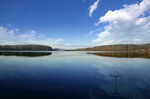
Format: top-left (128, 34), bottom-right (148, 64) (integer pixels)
top-left (0, 45), bottom-right (52, 51)
top-left (76, 44), bottom-right (150, 52)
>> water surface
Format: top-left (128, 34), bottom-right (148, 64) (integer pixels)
top-left (0, 51), bottom-right (150, 99)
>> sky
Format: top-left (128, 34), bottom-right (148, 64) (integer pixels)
top-left (0, 0), bottom-right (150, 49)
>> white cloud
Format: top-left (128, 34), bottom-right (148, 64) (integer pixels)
top-left (93, 0), bottom-right (150, 45)
top-left (0, 26), bottom-right (64, 48)
top-left (52, 44), bottom-right (88, 49)
top-left (89, 0), bottom-right (100, 17)
top-left (15, 29), bottom-right (19, 32)
top-left (54, 39), bottom-right (64, 44)
top-left (0, 26), bottom-right (91, 49)
top-left (85, 30), bottom-right (94, 36)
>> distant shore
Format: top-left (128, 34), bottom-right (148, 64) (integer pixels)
top-left (0, 45), bottom-right (52, 51)
top-left (75, 43), bottom-right (150, 52)
top-left (1, 43), bottom-right (150, 52)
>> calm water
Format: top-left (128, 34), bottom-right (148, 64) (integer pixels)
top-left (0, 51), bottom-right (150, 99)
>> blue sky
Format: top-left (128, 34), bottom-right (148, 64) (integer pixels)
top-left (0, 0), bottom-right (150, 49)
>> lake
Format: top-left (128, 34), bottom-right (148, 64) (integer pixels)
top-left (0, 51), bottom-right (150, 99)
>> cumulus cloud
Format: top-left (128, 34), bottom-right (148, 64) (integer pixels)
top-left (0, 26), bottom-right (89, 49)
top-left (89, 0), bottom-right (100, 17)
top-left (0, 26), bottom-right (64, 47)
top-left (93, 0), bottom-right (150, 45)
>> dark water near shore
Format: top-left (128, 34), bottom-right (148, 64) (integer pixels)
top-left (0, 51), bottom-right (150, 99)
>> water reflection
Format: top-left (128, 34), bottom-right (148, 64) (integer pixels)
top-left (0, 51), bottom-right (150, 99)
top-left (87, 51), bottom-right (150, 59)
top-left (0, 51), bottom-right (52, 57)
